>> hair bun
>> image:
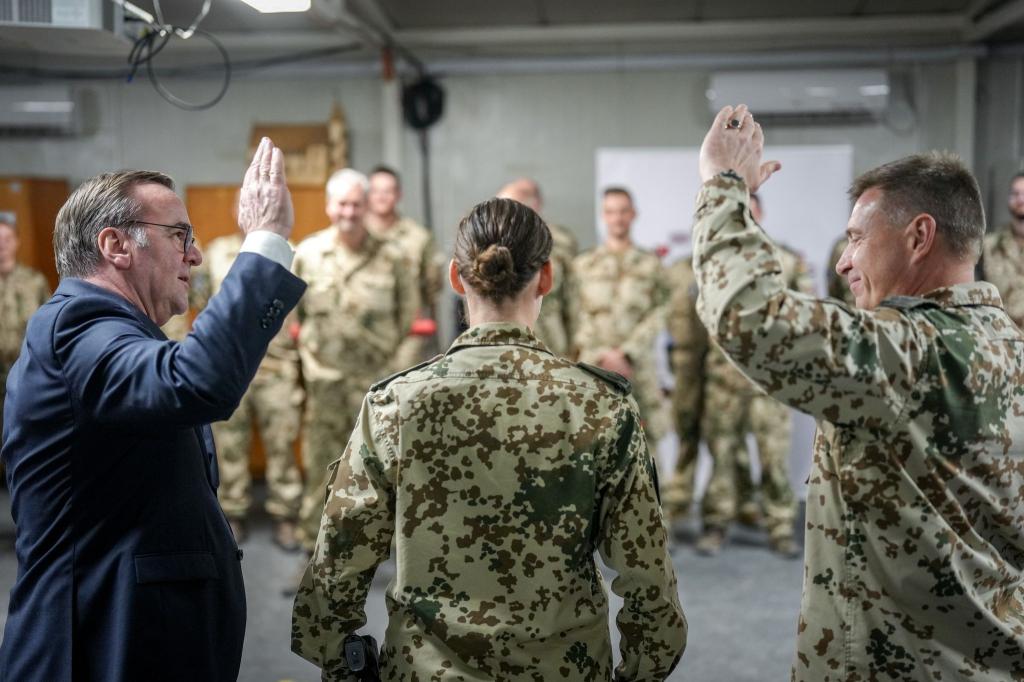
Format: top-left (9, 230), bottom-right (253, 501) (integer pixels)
top-left (472, 244), bottom-right (517, 295)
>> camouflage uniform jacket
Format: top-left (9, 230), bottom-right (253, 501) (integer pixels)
top-left (826, 236), bottom-right (855, 306)
top-left (980, 226), bottom-right (1024, 330)
top-left (0, 263), bottom-right (50, 373)
top-left (196, 233), bottom-right (300, 382)
top-left (534, 222), bottom-right (579, 357)
top-left (293, 228), bottom-right (417, 384)
top-left (368, 215), bottom-right (442, 316)
top-left (693, 175), bottom-right (1024, 682)
top-left (291, 323), bottom-right (687, 681)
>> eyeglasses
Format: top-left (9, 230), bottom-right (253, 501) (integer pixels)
top-left (118, 220), bottom-right (195, 256)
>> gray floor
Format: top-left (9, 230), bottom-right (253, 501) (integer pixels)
top-left (0, 485), bottom-right (805, 682)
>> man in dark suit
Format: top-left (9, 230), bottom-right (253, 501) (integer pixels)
top-left (0, 138), bottom-right (306, 681)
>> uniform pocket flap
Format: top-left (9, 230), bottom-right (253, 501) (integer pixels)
top-left (134, 552), bottom-right (220, 584)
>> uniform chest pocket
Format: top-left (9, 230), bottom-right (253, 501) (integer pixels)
top-left (135, 551), bottom-right (220, 584)
top-left (303, 287), bottom-right (339, 316)
top-left (351, 274), bottom-right (396, 313)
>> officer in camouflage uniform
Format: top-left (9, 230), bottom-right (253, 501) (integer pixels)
top-left (662, 255), bottom-right (707, 521)
top-left (978, 172), bottom-right (1024, 329)
top-left (825, 236), bottom-right (855, 305)
top-left (292, 197), bottom-right (685, 681)
top-left (366, 166), bottom-right (443, 371)
top-left (0, 215), bottom-right (50, 426)
top-left (695, 105), bottom-right (1024, 681)
top-left (696, 194), bottom-right (814, 557)
top-left (574, 187), bottom-right (670, 444)
top-left (195, 232), bottom-right (304, 549)
top-left (293, 168), bottom-right (416, 554)
top-left (497, 178), bottom-right (580, 357)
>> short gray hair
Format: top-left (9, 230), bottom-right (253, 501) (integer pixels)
top-left (0, 211), bottom-right (16, 232)
top-left (849, 152), bottom-right (985, 262)
top-left (325, 168), bottom-right (369, 200)
top-left (53, 170), bottom-right (173, 278)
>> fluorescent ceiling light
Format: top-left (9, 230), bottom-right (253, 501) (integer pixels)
top-left (239, 0), bottom-right (311, 13)
top-left (11, 101), bottom-right (74, 113)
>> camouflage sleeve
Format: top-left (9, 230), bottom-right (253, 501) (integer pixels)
top-left (666, 263), bottom-right (707, 442)
top-left (597, 400), bottom-right (687, 679)
top-left (189, 256), bottom-right (213, 312)
top-left (620, 261), bottom-right (670, 362)
top-left (559, 255), bottom-right (581, 359)
top-left (420, 233), bottom-right (443, 316)
top-left (691, 175), bottom-right (926, 426)
top-left (789, 253), bottom-right (816, 297)
top-left (291, 392), bottom-right (397, 679)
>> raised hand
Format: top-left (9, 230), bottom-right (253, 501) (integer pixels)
top-left (698, 104), bottom-right (781, 192)
top-left (237, 137), bottom-right (294, 239)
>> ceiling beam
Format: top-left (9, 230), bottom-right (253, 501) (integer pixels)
top-left (966, 0), bottom-right (1024, 40)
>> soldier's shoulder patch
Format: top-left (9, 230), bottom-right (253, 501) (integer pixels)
top-left (576, 362), bottom-right (632, 394)
top-left (370, 355), bottom-right (442, 392)
top-left (879, 295), bottom-right (937, 311)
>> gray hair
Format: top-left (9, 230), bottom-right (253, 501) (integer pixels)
top-left (849, 152), bottom-right (985, 262)
top-left (0, 211), bottom-right (16, 232)
top-left (325, 168), bottom-right (369, 200)
top-left (53, 170), bottom-right (173, 278)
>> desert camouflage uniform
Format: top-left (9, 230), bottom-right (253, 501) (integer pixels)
top-left (825, 236), bottom-right (855, 306)
top-left (662, 256), bottom-right (708, 519)
top-left (293, 228), bottom-right (416, 550)
top-left (694, 174), bottom-right (1024, 682)
top-left (368, 215), bottom-right (443, 371)
top-left (291, 322), bottom-right (686, 681)
top-left (980, 226), bottom-right (1024, 329)
top-left (574, 244), bottom-right (670, 443)
top-left (197, 233), bottom-right (304, 522)
top-left (0, 264), bottom-right (49, 421)
top-left (534, 223), bottom-right (579, 358)
top-left (700, 245), bottom-right (814, 540)
top-left (159, 236), bottom-right (207, 341)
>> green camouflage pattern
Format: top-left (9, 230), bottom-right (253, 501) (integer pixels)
top-left (825, 236), bottom-right (855, 306)
top-left (293, 227), bottom-right (417, 549)
top-left (0, 263), bottom-right (50, 418)
top-left (574, 244), bottom-right (670, 442)
top-left (533, 222), bottom-right (580, 358)
top-left (981, 226), bottom-right (1024, 330)
top-left (291, 322), bottom-right (686, 681)
top-left (692, 175), bottom-right (1024, 681)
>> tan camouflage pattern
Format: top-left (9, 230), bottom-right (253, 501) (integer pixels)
top-left (825, 236), bottom-right (855, 306)
top-left (699, 245), bottom-right (813, 537)
top-left (0, 263), bottom-right (50, 419)
top-left (662, 256), bottom-right (708, 518)
top-left (693, 175), bottom-right (1024, 682)
top-left (159, 237), bottom-right (207, 341)
top-left (368, 215), bottom-right (443, 371)
top-left (981, 226), bottom-right (1024, 330)
top-left (293, 227), bottom-right (417, 549)
top-left (199, 233), bottom-right (304, 521)
top-left (291, 322), bottom-right (686, 681)
top-left (574, 244), bottom-right (670, 442)
top-left (534, 222), bottom-right (580, 358)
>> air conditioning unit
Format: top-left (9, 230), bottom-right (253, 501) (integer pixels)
top-left (0, 85), bottom-right (79, 136)
top-left (707, 69), bottom-right (890, 120)
top-left (0, 0), bottom-right (127, 55)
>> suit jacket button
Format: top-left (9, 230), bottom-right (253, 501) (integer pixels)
top-left (272, 298), bottom-right (284, 311)
top-left (260, 320), bottom-right (270, 329)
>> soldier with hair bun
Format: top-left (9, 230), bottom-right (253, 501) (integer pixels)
top-left (292, 197), bottom-right (686, 681)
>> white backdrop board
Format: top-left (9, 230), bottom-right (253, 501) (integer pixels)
top-left (595, 145), bottom-right (854, 499)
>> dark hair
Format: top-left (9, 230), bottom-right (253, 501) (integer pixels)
top-left (54, 170), bottom-right (175, 278)
top-left (369, 165), bottom-right (400, 188)
top-left (1010, 172), bottom-right (1024, 186)
top-left (603, 186), bottom-right (633, 203)
top-left (849, 152), bottom-right (984, 261)
top-left (454, 198), bottom-right (552, 303)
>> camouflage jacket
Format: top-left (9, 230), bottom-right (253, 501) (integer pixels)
top-left (291, 323), bottom-right (686, 681)
top-left (980, 226), bottom-right (1024, 330)
top-left (693, 175), bottom-right (1024, 682)
top-left (368, 215), bottom-right (442, 316)
top-left (534, 222), bottom-right (579, 358)
top-left (826, 236), bottom-right (855, 306)
top-left (293, 228), bottom-right (417, 384)
top-left (0, 263), bottom-right (50, 371)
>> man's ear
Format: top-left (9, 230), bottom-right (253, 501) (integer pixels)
top-left (905, 213), bottom-right (937, 265)
top-left (537, 260), bottom-right (553, 297)
top-left (448, 259), bottom-right (466, 295)
top-left (96, 226), bottom-right (133, 271)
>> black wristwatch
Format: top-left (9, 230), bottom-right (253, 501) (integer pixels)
top-left (719, 169), bottom-right (744, 183)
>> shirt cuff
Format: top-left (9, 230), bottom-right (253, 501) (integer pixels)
top-left (240, 230), bottom-right (294, 270)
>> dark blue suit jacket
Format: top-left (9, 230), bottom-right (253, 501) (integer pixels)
top-left (0, 252), bottom-right (305, 681)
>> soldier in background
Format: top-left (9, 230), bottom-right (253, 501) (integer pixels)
top-left (365, 166), bottom-right (442, 370)
top-left (194, 229), bottom-right (304, 550)
top-left (292, 168), bottom-right (416, 560)
top-left (496, 178), bottom-right (579, 357)
top-left (0, 214), bottom-right (50, 428)
top-left (574, 187), bottom-right (670, 445)
top-left (696, 193), bottom-right (813, 558)
top-left (978, 171), bottom-right (1024, 328)
top-left (825, 235), bottom-right (855, 305)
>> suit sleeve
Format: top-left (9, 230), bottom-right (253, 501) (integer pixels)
top-left (55, 253), bottom-right (305, 428)
top-left (692, 176), bottom-right (924, 426)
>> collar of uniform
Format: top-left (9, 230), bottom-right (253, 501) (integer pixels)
top-left (918, 281), bottom-right (1003, 308)
top-left (445, 322), bottom-right (552, 356)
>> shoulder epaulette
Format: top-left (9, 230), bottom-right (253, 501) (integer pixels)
top-left (879, 296), bottom-right (936, 311)
top-left (370, 355), bottom-right (442, 392)
top-left (576, 362), bottom-right (632, 394)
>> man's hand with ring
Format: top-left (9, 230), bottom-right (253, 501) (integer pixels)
top-left (237, 137), bottom-right (295, 240)
top-left (699, 104), bottom-right (781, 192)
